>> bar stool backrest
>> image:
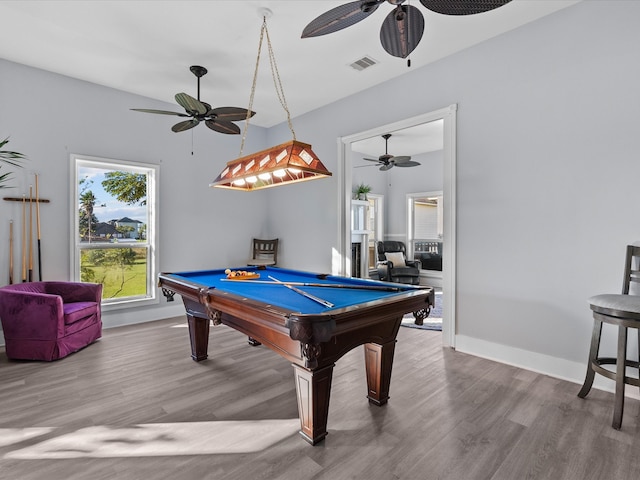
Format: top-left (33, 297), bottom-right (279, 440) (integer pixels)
top-left (622, 245), bottom-right (640, 295)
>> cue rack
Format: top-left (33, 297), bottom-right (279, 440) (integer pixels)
top-left (3, 173), bottom-right (49, 284)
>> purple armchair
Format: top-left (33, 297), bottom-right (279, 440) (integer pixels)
top-left (0, 281), bottom-right (102, 361)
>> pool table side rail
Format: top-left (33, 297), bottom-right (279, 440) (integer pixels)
top-left (159, 271), bottom-right (433, 362)
top-left (158, 271), bottom-right (433, 323)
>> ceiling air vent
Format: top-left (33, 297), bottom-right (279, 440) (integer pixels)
top-left (349, 56), bottom-right (378, 71)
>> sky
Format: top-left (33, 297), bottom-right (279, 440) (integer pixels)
top-left (78, 166), bottom-right (147, 224)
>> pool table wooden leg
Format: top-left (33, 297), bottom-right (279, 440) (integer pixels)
top-left (292, 363), bottom-right (334, 445)
top-left (187, 313), bottom-right (210, 362)
top-left (364, 340), bottom-right (396, 406)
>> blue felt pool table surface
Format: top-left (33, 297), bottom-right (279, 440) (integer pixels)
top-left (170, 266), bottom-right (420, 314)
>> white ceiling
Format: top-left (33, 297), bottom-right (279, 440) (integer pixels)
top-left (351, 120), bottom-right (444, 164)
top-left (0, 0), bottom-right (579, 132)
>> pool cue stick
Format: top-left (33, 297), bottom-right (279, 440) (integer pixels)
top-left (221, 278), bottom-right (402, 291)
top-left (35, 174), bottom-right (42, 280)
top-left (9, 220), bottom-right (13, 284)
top-left (268, 275), bottom-right (334, 308)
top-left (28, 184), bottom-right (33, 282)
top-left (21, 195), bottom-right (26, 282)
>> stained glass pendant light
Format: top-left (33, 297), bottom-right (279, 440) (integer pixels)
top-left (211, 9), bottom-right (331, 191)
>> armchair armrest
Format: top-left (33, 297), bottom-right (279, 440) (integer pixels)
top-left (377, 261), bottom-right (390, 281)
top-left (406, 259), bottom-right (421, 269)
top-left (0, 290), bottom-right (65, 340)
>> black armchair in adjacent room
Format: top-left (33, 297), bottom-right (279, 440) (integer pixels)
top-left (376, 241), bottom-right (421, 285)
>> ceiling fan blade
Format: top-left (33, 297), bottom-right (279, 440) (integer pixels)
top-left (175, 92), bottom-right (207, 116)
top-left (205, 119), bottom-right (241, 135)
top-left (171, 119), bottom-right (200, 133)
top-left (130, 108), bottom-right (189, 117)
top-left (302, 0), bottom-right (384, 38)
top-left (394, 160), bottom-right (422, 167)
top-left (209, 107), bottom-right (256, 122)
top-left (391, 155), bottom-right (412, 163)
top-left (379, 164), bottom-right (394, 171)
top-left (354, 164), bottom-right (378, 168)
top-left (362, 157), bottom-right (382, 163)
top-left (380, 4), bottom-right (425, 59)
top-left (419, 0), bottom-right (512, 16)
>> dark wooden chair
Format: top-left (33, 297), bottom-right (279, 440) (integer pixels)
top-left (578, 245), bottom-right (640, 429)
top-left (247, 238), bottom-right (278, 267)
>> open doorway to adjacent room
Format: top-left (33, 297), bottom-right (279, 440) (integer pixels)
top-left (337, 106), bottom-right (457, 347)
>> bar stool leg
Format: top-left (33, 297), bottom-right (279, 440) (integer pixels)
top-left (578, 318), bottom-right (603, 398)
top-left (612, 325), bottom-right (628, 429)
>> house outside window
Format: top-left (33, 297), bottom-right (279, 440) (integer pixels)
top-left (71, 155), bottom-right (158, 309)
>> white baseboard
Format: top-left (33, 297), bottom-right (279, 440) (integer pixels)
top-left (455, 334), bottom-right (640, 400)
top-left (101, 303), bottom-right (186, 330)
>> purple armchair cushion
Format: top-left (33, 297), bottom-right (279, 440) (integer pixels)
top-left (63, 302), bottom-right (99, 325)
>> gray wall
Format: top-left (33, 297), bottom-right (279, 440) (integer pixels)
top-left (1, 1), bottom-right (638, 389)
top-left (386, 151), bottom-right (444, 237)
top-left (351, 149), bottom-right (444, 238)
top-left (0, 60), bottom-right (270, 327)
top-left (265, 0), bottom-right (640, 386)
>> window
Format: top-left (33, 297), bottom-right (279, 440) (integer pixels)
top-left (367, 194), bottom-right (384, 269)
top-left (407, 191), bottom-right (443, 269)
top-left (71, 155), bottom-right (158, 309)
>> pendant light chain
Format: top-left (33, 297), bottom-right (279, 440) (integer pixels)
top-left (263, 19), bottom-right (296, 141)
top-left (239, 15), bottom-right (296, 157)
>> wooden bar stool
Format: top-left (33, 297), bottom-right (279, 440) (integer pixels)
top-left (578, 245), bottom-right (640, 429)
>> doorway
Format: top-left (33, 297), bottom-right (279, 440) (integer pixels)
top-left (337, 106), bottom-right (457, 347)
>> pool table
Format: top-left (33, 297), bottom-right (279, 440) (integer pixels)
top-left (158, 266), bottom-right (434, 445)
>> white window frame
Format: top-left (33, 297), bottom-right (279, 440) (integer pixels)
top-left (70, 154), bottom-right (159, 310)
top-left (367, 193), bottom-right (384, 270)
top-left (406, 190), bottom-right (443, 266)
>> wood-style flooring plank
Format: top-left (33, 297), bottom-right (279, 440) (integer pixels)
top-left (0, 317), bottom-right (639, 480)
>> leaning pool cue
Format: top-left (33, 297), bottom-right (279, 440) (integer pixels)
top-left (21, 194), bottom-right (26, 282)
top-left (9, 220), bottom-right (14, 284)
top-left (35, 174), bottom-right (42, 280)
top-left (28, 184), bottom-right (33, 282)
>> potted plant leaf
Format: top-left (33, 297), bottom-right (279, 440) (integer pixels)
top-left (354, 182), bottom-right (371, 200)
top-left (0, 137), bottom-right (26, 189)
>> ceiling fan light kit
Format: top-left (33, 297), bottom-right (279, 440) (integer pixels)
top-left (211, 11), bottom-right (331, 192)
top-left (130, 65), bottom-right (255, 134)
top-left (302, 0), bottom-right (513, 59)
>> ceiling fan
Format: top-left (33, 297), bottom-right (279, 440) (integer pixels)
top-left (131, 65), bottom-right (255, 134)
top-left (302, 0), bottom-right (513, 59)
top-left (359, 133), bottom-right (421, 171)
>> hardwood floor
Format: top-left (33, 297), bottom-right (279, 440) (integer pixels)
top-left (1, 317), bottom-right (639, 480)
